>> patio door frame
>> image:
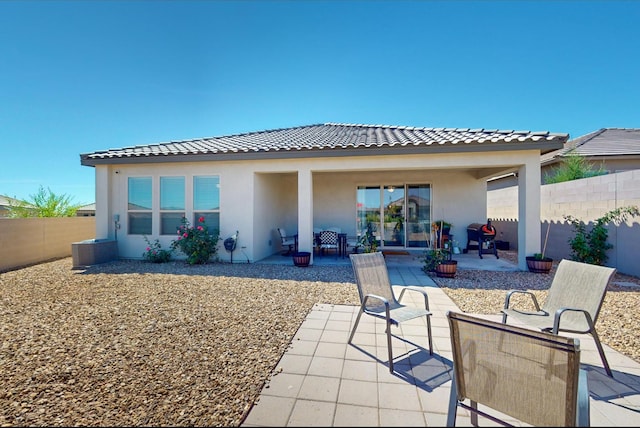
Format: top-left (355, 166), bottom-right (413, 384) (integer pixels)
top-left (356, 183), bottom-right (432, 249)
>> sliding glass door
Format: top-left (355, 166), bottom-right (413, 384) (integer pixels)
top-left (383, 185), bottom-right (404, 247)
top-left (357, 184), bottom-right (431, 249)
top-left (406, 184), bottom-right (432, 248)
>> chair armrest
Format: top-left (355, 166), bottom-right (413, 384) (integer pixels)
top-left (398, 286), bottom-right (430, 311)
top-left (362, 293), bottom-right (391, 318)
top-left (503, 290), bottom-right (541, 312)
top-left (362, 293), bottom-right (389, 308)
top-left (551, 307), bottom-right (596, 334)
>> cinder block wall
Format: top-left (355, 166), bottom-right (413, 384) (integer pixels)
top-left (0, 217), bottom-right (95, 272)
top-left (488, 169), bottom-right (640, 277)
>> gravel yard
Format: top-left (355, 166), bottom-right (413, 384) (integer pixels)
top-left (1, 253), bottom-right (639, 426)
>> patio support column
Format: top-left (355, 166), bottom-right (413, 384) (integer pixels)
top-left (95, 165), bottom-right (110, 240)
top-left (297, 168), bottom-right (314, 264)
top-left (517, 159), bottom-right (541, 270)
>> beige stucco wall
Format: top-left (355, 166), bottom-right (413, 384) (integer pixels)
top-left (93, 148), bottom-right (542, 266)
top-left (0, 217), bottom-right (96, 272)
top-left (488, 169), bottom-right (640, 277)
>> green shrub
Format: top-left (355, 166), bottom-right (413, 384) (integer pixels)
top-left (142, 236), bottom-right (173, 263)
top-left (422, 248), bottom-right (448, 272)
top-left (171, 216), bottom-right (219, 264)
top-left (564, 206), bottom-right (639, 265)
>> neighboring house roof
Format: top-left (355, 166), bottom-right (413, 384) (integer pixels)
top-left (77, 203), bottom-right (96, 211)
top-left (81, 122), bottom-right (568, 166)
top-left (0, 195), bottom-right (24, 207)
top-left (541, 128), bottom-right (640, 166)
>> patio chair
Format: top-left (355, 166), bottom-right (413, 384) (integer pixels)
top-left (318, 230), bottom-right (339, 257)
top-left (447, 311), bottom-right (590, 427)
top-left (502, 258), bottom-right (616, 377)
top-left (348, 252), bottom-right (433, 372)
top-left (277, 227), bottom-right (297, 255)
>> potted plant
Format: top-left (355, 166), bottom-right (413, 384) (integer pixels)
top-left (292, 251), bottom-right (311, 267)
top-left (526, 252), bottom-right (553, 273)
top-left (526, 223), bottom-right (553, 273)
top-left (436, 259), bottom-right (458, 278)
top-left (422, 248), bottom-right (457, 278)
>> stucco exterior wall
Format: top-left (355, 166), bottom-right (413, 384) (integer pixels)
top-left (90, 148), bottom-right (541, 265)
top-left (488, 169), bottom-right (640, 277)
top-left (0, 217), bottom-right (96, 272)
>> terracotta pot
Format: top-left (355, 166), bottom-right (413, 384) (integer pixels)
top-left (526, 256), bottom-right (553, 273)
top-left (436, 260), bottom-right (458, 278)
top-left (292, 252), bottom-right (311, 267)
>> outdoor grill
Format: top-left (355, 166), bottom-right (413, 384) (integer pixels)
top-left (466, 220), bottom-right (499, 259)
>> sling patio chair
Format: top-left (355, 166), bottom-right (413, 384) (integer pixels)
top-left (447, 311), bottom-right (590, 427)
top-left (348, 251), bottom-right (433, 373)
top-left (502, 258), bottom-right (617, 377)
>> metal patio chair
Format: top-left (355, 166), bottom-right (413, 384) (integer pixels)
top-left (277, 227), bottom-right (297, 255)
top-left (348, 251), bottom-right (433, 372)
top-left (502, 258), bottom-right (616, 377)
top-left (318, 230), bottom-right (339, 257)
top-left (447, 311), bottom-right (590, 427)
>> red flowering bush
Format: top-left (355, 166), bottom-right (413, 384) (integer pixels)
top-left (170, 216), bottom-right (219, 264)
top-left (142, 236), bottom-right (173, 263)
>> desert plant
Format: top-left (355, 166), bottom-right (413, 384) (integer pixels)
top-left (142, 236), bottom-right (173, 263)
top-left (171, 216), bottom-right (220, 264)
top-left (544, 149), bottom-right (606, 184)
top-left (7, 185), bottom-right (82, 217)
top-left (564, 206), bottom-right (640, 265)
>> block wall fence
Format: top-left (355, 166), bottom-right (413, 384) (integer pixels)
top-left (0, 217), bottom-right (95, 272)
top-left (488, 169), bottom-right (640, 278)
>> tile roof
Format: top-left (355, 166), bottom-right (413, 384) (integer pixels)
top-left (81, 122), bottom-right (568, 165)
top-left (541, 128), bottom-right (640, 164)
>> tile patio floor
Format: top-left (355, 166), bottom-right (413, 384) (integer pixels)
top-left (241, 254), bottom-right (640, 427)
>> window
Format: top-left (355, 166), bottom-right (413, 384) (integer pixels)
top-left (128, 177), bottom-right (152, 235)
top-left (160, 176), bottom-right (185, 235)
top-left (193, 176), bottom-right (220, 234)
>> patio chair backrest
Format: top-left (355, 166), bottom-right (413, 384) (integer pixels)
top-left (350, 252), bottom-right (397, 308)
top-left (278, 228), bottom-right (289, 239)
top-left (447, 311), bottom-right (587, 426)
top-left (319, 230), bottom-right (338, 247)
top-left (543, 259), bottom-right (615, 331)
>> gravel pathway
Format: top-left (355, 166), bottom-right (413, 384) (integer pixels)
top-left (1, 254), bottom-right (638, 426)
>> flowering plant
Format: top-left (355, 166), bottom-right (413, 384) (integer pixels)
top-left (170, 216), bottom-right (219, 264)
top-left (142, 236), bottom-right (173, 263)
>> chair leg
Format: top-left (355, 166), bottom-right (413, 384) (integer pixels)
top-left (348, 308), bottom-right (364, 344)
top-left (446, 373), bottom-right (458, 427)
top-left (385, 317), bottom-right (394, 373)
top-left (470, 401), bottom-right (479, 426)
top-left (577, 368), bottom-right (591, 426)
top-left (426, 314), bottom-right (433, 355)
top-left (591, 329), bottom-right (613, 377)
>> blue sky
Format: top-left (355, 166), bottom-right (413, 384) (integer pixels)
top-left (1, 1), bottom-right (638, 205)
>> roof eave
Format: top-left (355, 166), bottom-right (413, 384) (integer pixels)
top-left (80, 139), bottom-right (565, 167)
